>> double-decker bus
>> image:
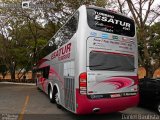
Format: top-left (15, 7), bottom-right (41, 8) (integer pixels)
top-left (35, 5), bottom-right (139, 114)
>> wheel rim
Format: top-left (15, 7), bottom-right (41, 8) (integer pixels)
top-left (55, 93), bottom-right (59, 104)
top-left (158, 104), bottom-right (160, 113)
top-left (49, 89), bottom-right (53, 99)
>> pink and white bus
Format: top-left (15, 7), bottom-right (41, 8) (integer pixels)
top-left (35, 5), bottom-right (139, 114)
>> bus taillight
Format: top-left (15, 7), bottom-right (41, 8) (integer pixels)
top-left (79, 72), bottom-right (87, 95)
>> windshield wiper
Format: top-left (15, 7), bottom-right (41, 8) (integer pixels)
top-left (87, 64), bottom-right (103, 67)
top-left (102, 66), bottom-right (136, 71)
top-left (127, 67), bottom-right (136, 71)
top-left (96, 65), bottom-right (121, 70)
top-left (87, 65), bottom-right (121, 70)
top-left (87, 65), bottom-right (136, 71)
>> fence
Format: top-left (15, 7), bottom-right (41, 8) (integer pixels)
top-left (0, 71), bottom-right (35, 83)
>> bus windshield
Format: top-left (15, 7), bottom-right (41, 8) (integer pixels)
top-left (89, 51), bottom-right (135, 71)
top-left (87, 8), bottom-right (135, 37)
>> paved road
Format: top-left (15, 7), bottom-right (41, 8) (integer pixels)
top-left (0, 82), bottom-right (159, 120)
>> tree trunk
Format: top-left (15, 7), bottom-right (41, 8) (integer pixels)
top-left (11, 70), bottom-right (15, 80)
top-left (140, 28), bottom-right (153, 78)
top-left (10, 61), bottom-right (16, 81)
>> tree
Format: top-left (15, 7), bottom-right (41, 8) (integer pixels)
top-left (0, 0), bottom-right (61, 80)
top-left (106, 0), bottom-right (160, 77)
top-left (147, 22), bottom-right (160, 71)
top-left (126, 0), bottom-right (160, 77)
top-left (0, 65), bottom-right (7, 80)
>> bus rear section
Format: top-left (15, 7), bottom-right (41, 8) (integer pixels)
top-left (75, 6), bottom-right (139, 114)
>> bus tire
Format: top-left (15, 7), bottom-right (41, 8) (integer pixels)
top-left (54, 87), bottom-right (61, 109)
top-left (37, 87), bottom-right (41, 91)
top-left (36, 79), bottom-right (41, 91)
top-left (36, 79), bottom-right (38, 86)
top-left (157, 102), bottom-right (160, 114)
top-left (48, 86), bottom-right (55, 103)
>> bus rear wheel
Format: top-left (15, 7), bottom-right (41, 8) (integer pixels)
top-left (54, 88), bottom-right (61, 108)
top-left (157, 102), bottom-right (160, 114)
top-left (49, 87), bottom-right (55, 103)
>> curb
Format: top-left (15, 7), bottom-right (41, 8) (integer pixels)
top-left (0, 82), bottom-right (36, 86)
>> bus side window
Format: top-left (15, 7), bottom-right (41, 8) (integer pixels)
top-left (36, 69), bottom-right (43, 78)
top-left (55, 11), bottom-right (79, 47)
top-left (43, 66), bottom-right (50, 79)
top-left (54, 29), bottom-right (63, 47)
top-left (38, 36), bottom-right (57, 60)
top-left (65, 12), bottom-right (79, 40)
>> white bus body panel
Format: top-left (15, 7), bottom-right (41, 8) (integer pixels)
top-left (36, 5), bottom-right (139, 114)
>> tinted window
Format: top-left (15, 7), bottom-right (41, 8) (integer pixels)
top-left (36, 66), bottom-right (50, 79)
top-left (87, 8), bottom-right (135, 37)
top-left (43, 66), bottom-right (50, 79)
top-left (89, 51), bottom-right (135, 71)
top-left (55, 12), bottom-right (79, 46)
top-left (38, 12), bottom-right (79, 60)
top-left (38, 37), bottom-right (57, 60)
